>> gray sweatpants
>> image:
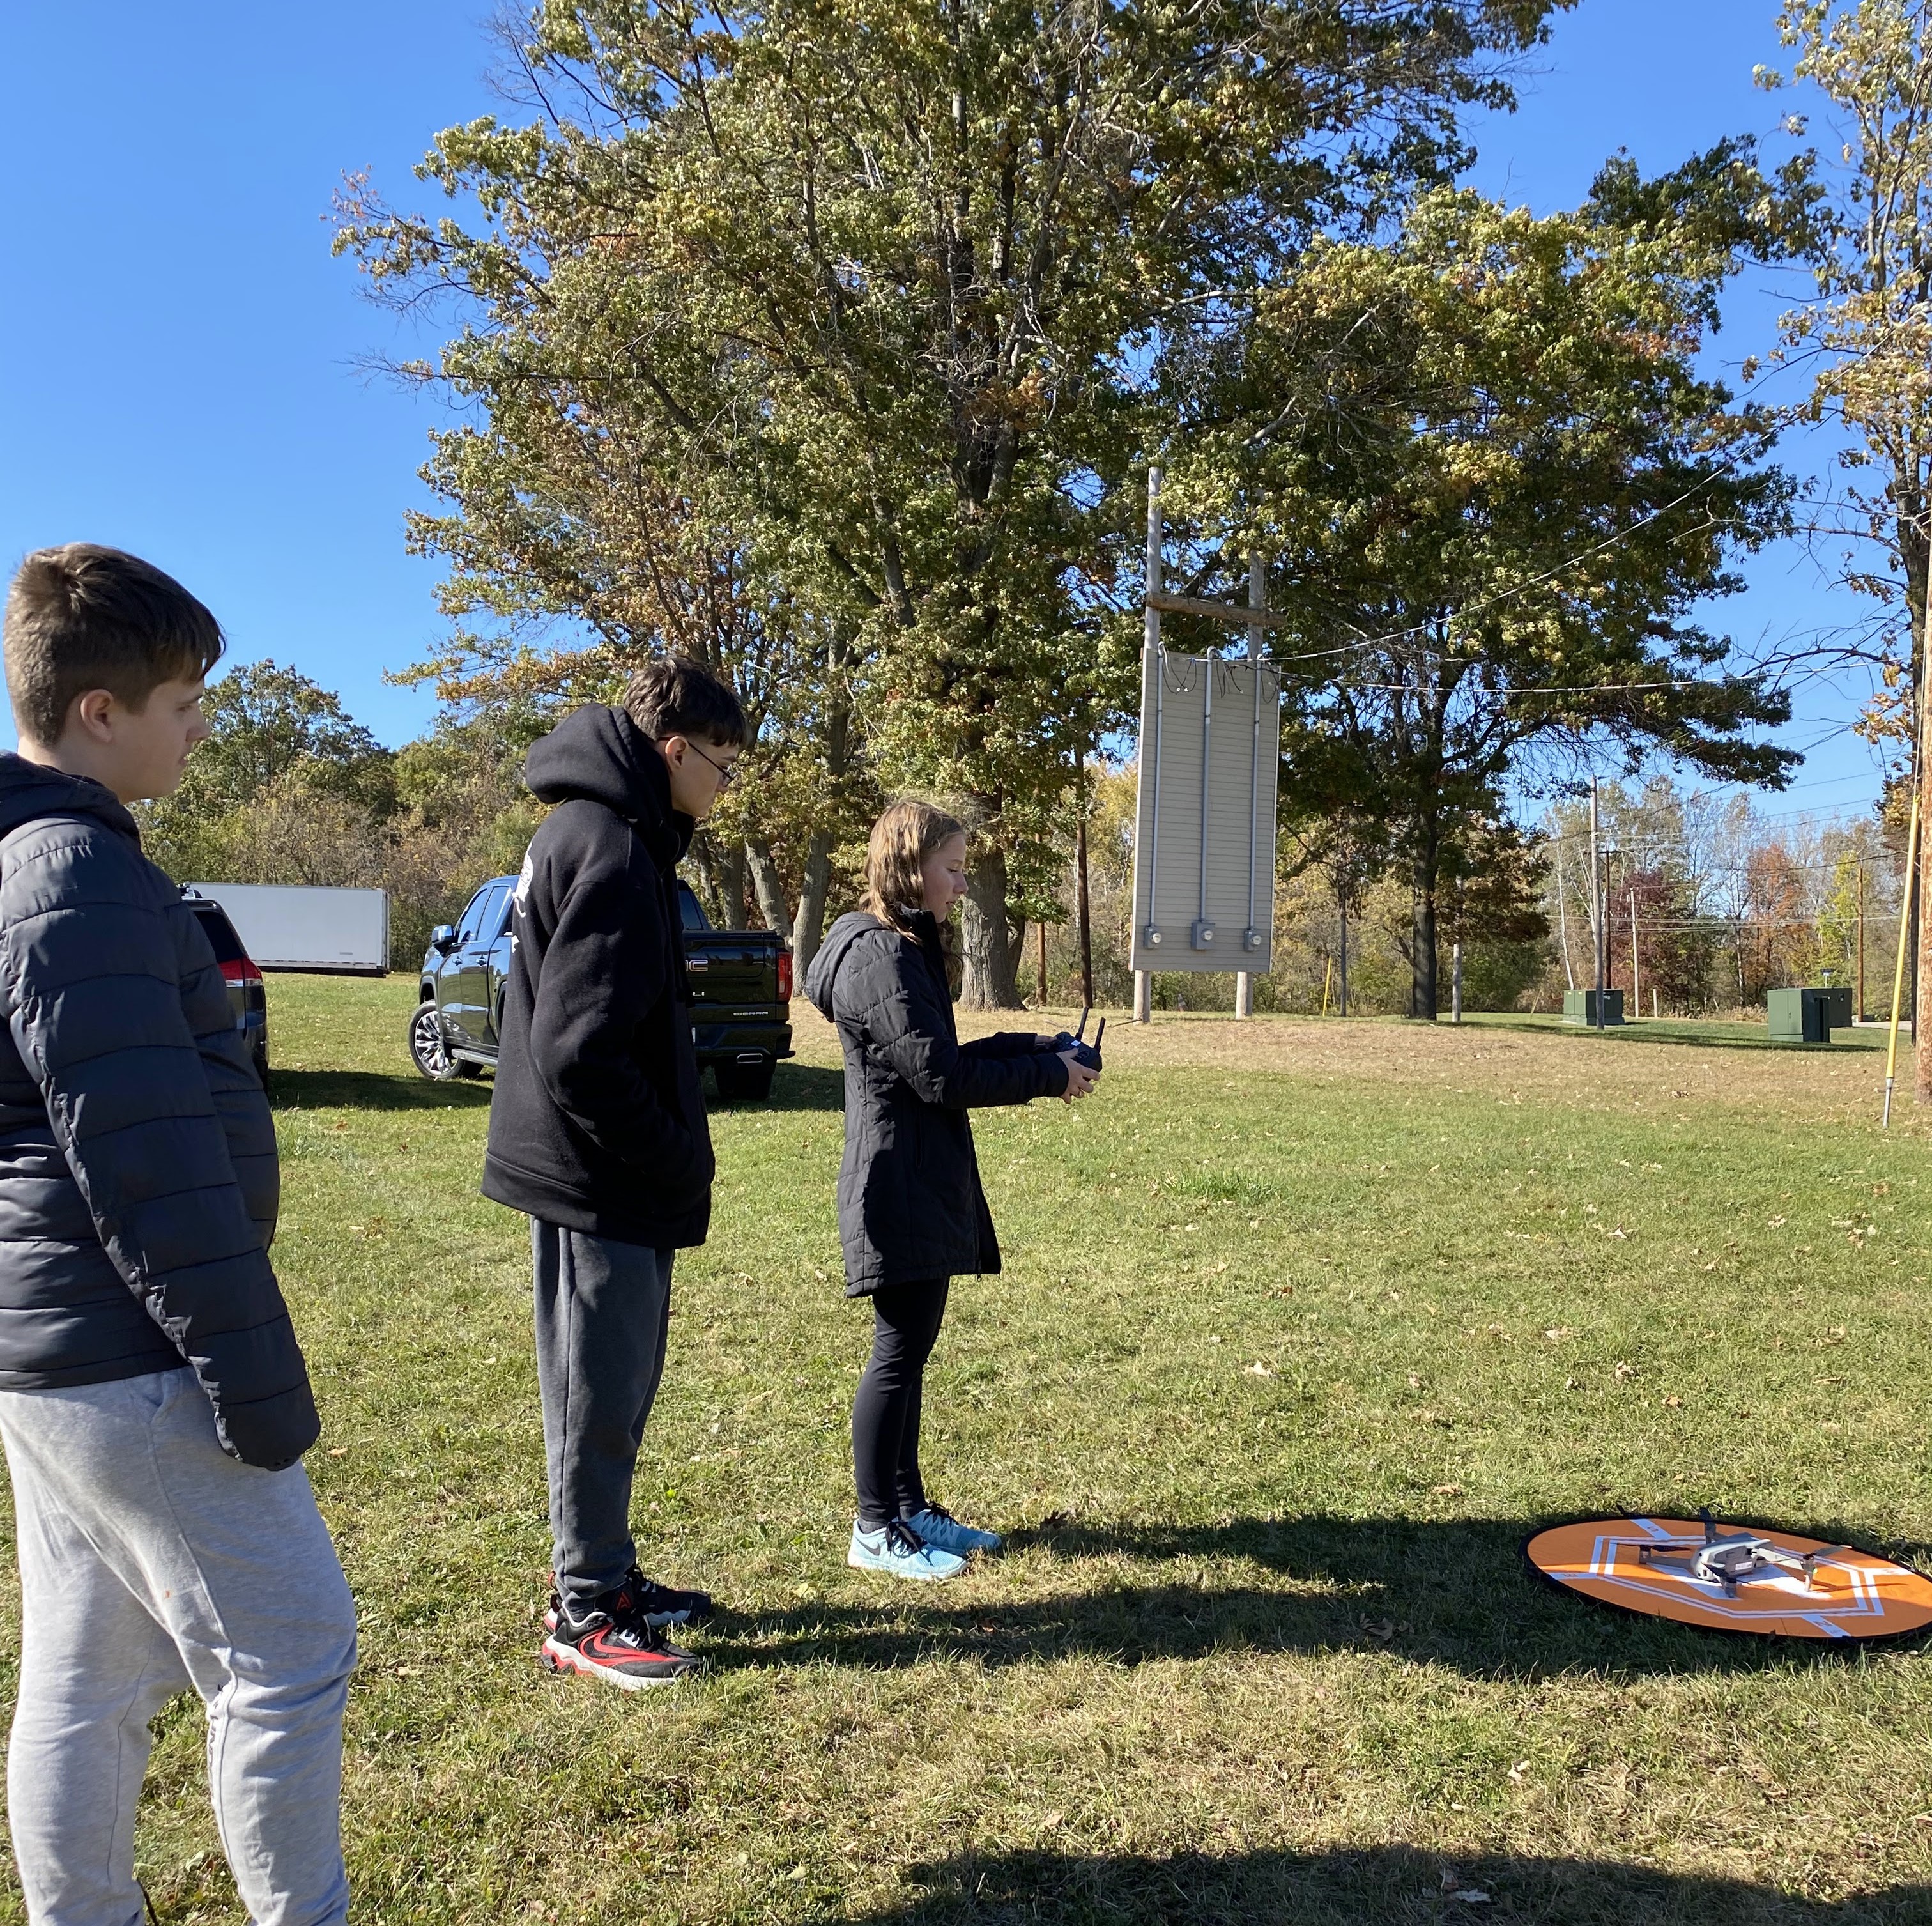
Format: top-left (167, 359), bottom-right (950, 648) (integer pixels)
top-left (531, 1221), bottom-right (673, 1614)
top-left (0, 1366), bottom-right (357, 1926)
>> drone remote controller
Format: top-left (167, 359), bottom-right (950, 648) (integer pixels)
top-left (1050, 1008), bottom-right (1105, 1072)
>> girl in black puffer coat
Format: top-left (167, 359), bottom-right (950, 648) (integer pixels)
top-left (803, 799), bottom-right (1101, 1582)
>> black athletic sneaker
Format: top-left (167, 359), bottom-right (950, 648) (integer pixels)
top-left (539, 1593), bottom-right (703, 1690)
top-left (542, 1566), bottom-right (714, 1634)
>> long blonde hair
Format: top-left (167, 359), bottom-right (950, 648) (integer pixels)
top-left (862, 798), bottom-right (967, 933)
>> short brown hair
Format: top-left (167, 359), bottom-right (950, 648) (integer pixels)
top-left (862, 797), bottom-right (967, 931)
top-left (622, 654), bottom-right (747, 748)
top-left (4, 544), bottom-right (224, 745)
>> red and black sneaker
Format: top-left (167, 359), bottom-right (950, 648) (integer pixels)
top-left (539, 1598), bottom-right (703, 1691)
top-left (541, 1566), bottom-right (716, 1635)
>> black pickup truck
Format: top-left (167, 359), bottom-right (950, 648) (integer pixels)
top-left (408, 873), bottom-right (793, 1100)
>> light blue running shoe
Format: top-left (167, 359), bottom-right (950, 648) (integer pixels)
top-left (903, 1505), bottom-right (1003, 1557)
top-left (848, 1518), bottom-right (967, 1582)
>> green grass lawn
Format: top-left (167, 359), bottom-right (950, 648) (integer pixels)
top-left (3, 980), bottom-right (1931, 1923)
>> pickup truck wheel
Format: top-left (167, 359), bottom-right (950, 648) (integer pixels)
top-left (410, 1001), bottom-right (464, 1081)
top-left (714, 1058), bottom-right (776, 1103)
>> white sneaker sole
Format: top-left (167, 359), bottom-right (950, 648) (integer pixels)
top-left (538, 1636), bottom-right (702, 1690)
top-left (847, 1548), bottom-right (966, 1582)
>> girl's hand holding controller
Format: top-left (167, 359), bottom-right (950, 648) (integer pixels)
top-left (1058, 1053), bottom-right (1101, 1100)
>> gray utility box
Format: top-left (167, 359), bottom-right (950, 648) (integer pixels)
top-left (1767, 986), bottom-right (1848, 1044)
top-left (1563, 989), bottom-right (1625, 1026)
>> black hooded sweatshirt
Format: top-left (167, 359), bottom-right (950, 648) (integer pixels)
top-left (0, 753), bottom-right (316, 1469)
top-left (482, 705), bottom-right (714, 1249)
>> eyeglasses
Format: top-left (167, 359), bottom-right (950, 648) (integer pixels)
top-left (684, 739), bottom-right (738, 789)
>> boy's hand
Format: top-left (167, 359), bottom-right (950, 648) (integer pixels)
top-left (1057, 1052), bottom-right (1101, 1100)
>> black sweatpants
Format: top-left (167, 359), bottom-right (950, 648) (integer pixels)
top-left (851, 1278), bottom-right (951, 1529)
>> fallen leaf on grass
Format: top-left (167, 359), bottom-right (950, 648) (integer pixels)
top-left (1614, 1360), bottom-right (1640, 1381)
top-left (1245, 1362), bottom-right (1275, 1378)
top-left (1362, 1618), bottom-right (1396, 1643)
top-left (1768, 1216), bottom-right (1788, 1229)
top-left (327, 1446), bottom-right (348, 1457)
top-left (1432, 1483), bottom-right (1465, 1497)
top-left (1441, 1872), bottom-right (1492, 1905)
top-left (1507, 1759), bottom-right (1530, 1783)
top-left (1664, 1395), bottom-right (1683, 1409)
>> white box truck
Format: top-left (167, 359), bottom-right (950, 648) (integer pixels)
top-left (185, 884), bottom-right (389, 976)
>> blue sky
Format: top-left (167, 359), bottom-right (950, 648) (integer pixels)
top-left (0, 0), bottom-right (1889, 825)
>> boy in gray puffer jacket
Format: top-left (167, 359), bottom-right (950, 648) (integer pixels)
top-left (0, 546), bottom-right (355, 1926)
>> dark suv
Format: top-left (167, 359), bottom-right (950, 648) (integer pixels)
top-left (181, 889), bottom-right (268, 1084)
top-left (408, 874), bottom-right (793, 1101)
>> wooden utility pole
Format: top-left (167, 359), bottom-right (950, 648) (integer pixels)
top-left (1234, 553), bottom-right (1265, 1022)
top-left (1630, 888), bottom-right (1640, 1021)
top-left (1075, 750), bottom-right (1095, 1012)
top-left (1338, 877), bottom-right (1350, 1017)
top-left (1590, 776), bottom-right (1605, 1030)
top-left (1857, 862), bottom-right (1866, 1022)
top-left (1450, 875), bottom-right (1464, 1023)
top-left (1133, 468), bottom-right (1161, 1026)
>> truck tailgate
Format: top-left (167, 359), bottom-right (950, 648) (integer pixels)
top-left (686, 932), bottom-right (782, 1012)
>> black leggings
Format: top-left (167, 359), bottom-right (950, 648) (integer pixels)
top-left (851, 1278), bottom-right (951, 1529)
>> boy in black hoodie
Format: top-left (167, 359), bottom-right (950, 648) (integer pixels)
top-left (483, 658), bottom-right (744, 1689)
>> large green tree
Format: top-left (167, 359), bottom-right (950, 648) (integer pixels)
top-left (337, 0), bottom-right (1568, 1003)
top-left (1755, 0), bottom-right (1932, 1090)
top-left (139, 661), bottom-right (396, 879)
top-left (1164, 160), bottom-right (1802, 1017)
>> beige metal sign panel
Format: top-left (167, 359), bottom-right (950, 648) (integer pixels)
top-left (1130, 647), bottom-right (1282, 975)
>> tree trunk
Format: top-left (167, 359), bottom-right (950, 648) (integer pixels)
top-left (792, 827), bottom-right (834, 982)
top-left (745, 838), bottom-right (791, 936)
top-left (1918, 720), bottom-right (1932, 1097)
top-left (715, 839), bottom-right (748, 930)
top-left (1409, 843), bottom-right (1439, 1020)
top-left (686, 831), bottom-right (724, 927)
top-left (960, 846), bottom-right (1023, 1009)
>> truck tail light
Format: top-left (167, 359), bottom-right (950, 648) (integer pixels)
top-left (219, 957), bottom-right (263, 987)
top-left (778, 950), bottom-right (793, 1002)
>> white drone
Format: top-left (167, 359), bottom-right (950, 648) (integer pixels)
top-left (1621, 1509), bottom-right (1844, 1598)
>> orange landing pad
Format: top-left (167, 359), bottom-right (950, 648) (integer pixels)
top-left (1526, 1518), bottom-right (1932, 1640)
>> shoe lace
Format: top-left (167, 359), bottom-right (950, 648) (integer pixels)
top-left (884, 1519), bottom-right (928, 1558)
top-left (914, 1503), bottom-right (955, 1525)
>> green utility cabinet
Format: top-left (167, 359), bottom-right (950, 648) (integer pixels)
top-left (1563, 989), bottom-right (1625, 1026)
top-left (1767, 986), bottom-right (1844, 1044)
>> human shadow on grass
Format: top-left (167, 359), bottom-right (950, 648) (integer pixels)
top-left (268, 1067), bottom-right (493, 1113)
top-left (873, 1844), bottom-right (1929, 1926)
top-left (719, 1516), bottom-right (1931, 1680)
top-left (266, 1060), bottom-right (843, 1116)
top-left (717, 1062), bottom-right (844, 1113)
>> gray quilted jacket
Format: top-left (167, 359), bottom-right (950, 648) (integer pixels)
top-left (804, 909), bottom-right (1068, 1295)
top-left (0, 755), bottom-right (318, 1469)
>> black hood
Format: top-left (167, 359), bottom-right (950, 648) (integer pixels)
top-left (524, 704), bottom-right (691, 864)
top-left (803, 911), bottom-right (885, 1021)
top-left (0, 753), bottom-right (141, 847)
top-left (803, 909), bottom-right (951, 1022)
